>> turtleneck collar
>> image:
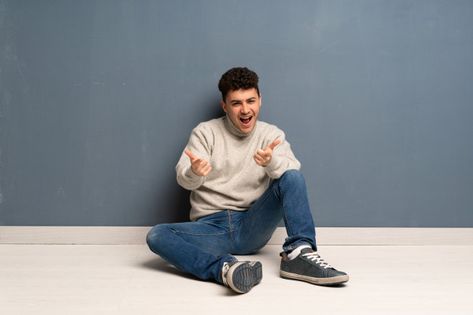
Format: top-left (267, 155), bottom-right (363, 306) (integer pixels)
top-left (223, 113), bottom-right (257, 138)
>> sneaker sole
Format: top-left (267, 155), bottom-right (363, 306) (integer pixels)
top-left (280, 270), bottom-right (349, 286)
top-left (227, 261), bottom-right (263, 294)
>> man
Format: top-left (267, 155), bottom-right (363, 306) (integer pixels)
top-left (146, 67), bottom-right (349, 294)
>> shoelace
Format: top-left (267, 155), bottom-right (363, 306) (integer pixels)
top-left (302, 252), bottom-right (333, 269)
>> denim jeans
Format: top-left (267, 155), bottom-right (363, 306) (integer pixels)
top-left (146, 170), bottom-right (316, 284)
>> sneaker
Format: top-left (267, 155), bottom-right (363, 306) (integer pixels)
top-left (280, 248), bottom-right (349, 285)
top-left (221, 260), bottom-right (263, 293)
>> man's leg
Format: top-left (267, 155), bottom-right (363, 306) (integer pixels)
top-left (235, 169), bottom-right (349, 285)
top-left (146, 211), bottom-right (236, 284)
top-left (235, 169), bottom-right (316, 254)
top-left (146, 210), bottom-right (263, 293)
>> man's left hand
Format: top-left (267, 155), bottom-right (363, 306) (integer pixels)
top-left (254, 138), bottom-right (281, 167)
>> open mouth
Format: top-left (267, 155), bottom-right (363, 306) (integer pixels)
top-left (240, 116), bottom-right (253, 125)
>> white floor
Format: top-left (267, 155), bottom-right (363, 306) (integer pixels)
top-left (1, 244), bottom-right (472, 315)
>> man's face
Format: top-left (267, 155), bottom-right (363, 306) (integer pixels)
top-left (221, 88), bottom-right (261, 134)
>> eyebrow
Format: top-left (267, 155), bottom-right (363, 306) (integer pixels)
top-left (230, 97), bottom-right (256, 104)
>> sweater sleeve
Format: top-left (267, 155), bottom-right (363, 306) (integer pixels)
top-left (175, 124), bottom-right (213, 190)
top-left (264, 129), bottom-right (301, 179)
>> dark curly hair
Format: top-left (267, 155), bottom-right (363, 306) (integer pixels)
top-left (218, 67), bottom-right (260, 101)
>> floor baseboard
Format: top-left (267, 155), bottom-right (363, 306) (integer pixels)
top-left (1, 226), bottom-right (472, 245)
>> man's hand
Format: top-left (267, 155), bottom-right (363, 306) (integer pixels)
top-left (185, 150), bottom-right (212, 177)
top-left (254, 138), bottom-right (281, 167)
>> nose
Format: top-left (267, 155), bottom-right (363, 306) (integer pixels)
top-left (241, 102), bottom-right (250, 114)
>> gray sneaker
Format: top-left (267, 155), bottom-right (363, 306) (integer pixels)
top-left (280, 248), bottom-right (349, 285)
top-left (221, 261), bottom-right (263, 293)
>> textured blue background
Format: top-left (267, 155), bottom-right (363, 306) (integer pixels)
top-left (1, 0), bottom-right (472, 226)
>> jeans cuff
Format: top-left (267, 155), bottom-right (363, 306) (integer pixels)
top-left (283, 240), bottom-right (317, 254)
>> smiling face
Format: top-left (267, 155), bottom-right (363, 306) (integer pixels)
top-left (221, 88), bottom-right (261, 134)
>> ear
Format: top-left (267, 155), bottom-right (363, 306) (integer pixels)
top-left (220, 100), bottom-right (227, 113)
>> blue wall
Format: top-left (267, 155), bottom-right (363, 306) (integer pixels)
top-left (1, 0), bottom-right (472, 226)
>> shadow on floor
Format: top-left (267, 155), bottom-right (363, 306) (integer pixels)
top-left (141, 257), bottom-right (199, 281)
top-left (140, 257), bottom-right (242, 295)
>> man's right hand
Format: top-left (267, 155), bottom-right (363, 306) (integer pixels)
top-left (185, 150), bottom-right (212, 177)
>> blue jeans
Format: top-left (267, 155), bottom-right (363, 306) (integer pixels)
top-left (146, 170), bottom-right (316, 284)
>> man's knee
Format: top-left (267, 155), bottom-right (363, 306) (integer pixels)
top-left (146, 224), bottom-right (170, 253)
top-left (280, 169), bottom-right (305, 184)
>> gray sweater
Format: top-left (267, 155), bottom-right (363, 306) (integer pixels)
top-left (176, 114), bottom-right (301, 221)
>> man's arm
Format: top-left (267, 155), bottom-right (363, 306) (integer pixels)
top-left (175, 125), bottom-right (213, 190)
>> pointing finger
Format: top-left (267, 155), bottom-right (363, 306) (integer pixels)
top-left (185, 149), bottom-right (197, 161)
top-left (268, 138), bottom-right (281, 150)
